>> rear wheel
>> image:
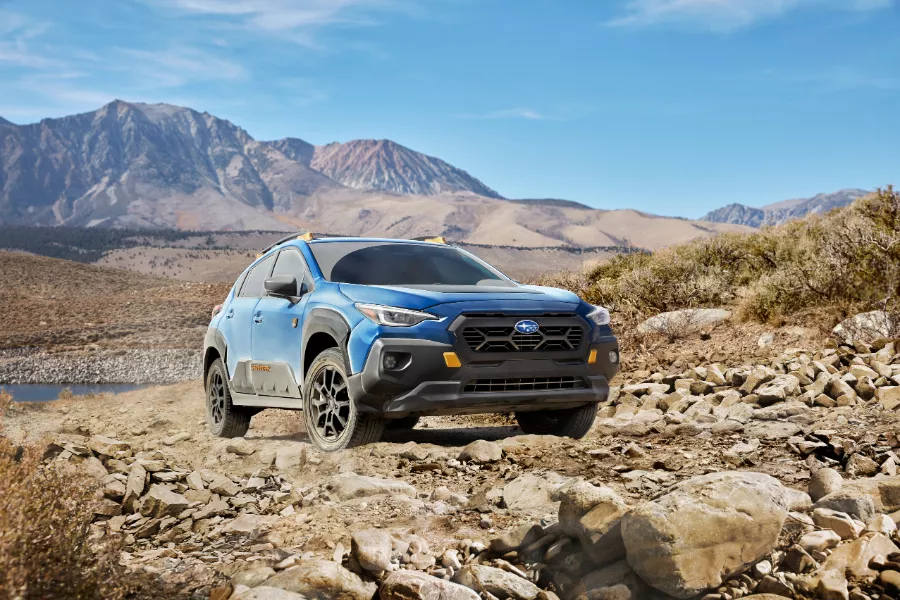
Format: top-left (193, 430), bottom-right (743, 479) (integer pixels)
top-left (303, 348), bottom-right (385, 452)
top-left (386, 416), bottom-right (420, 430)
top-left (206, 358), bottom-right (251, 438)
top-left (515, 404), bottom-right (598, 439)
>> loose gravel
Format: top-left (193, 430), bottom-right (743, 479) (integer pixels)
top-left (0, 348), bottom-right (201, 384)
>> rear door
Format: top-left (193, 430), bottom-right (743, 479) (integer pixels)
top-left (250, 247), bottom-right (315, 397)
top-left (222, 253), bottom-right (276, 393)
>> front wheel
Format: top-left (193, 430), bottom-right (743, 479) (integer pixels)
top-left (303, 348), bottom-right (385, 452)
top-left (206, 358), bottom-right (251, 438)
top-left (515, 404), bottom-right (598, 439)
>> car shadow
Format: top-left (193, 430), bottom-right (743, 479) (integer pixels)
top-left (381, 425), bottom-right (522, 447)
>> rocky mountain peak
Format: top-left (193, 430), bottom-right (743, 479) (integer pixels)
top-left (308, 138), bottom-right (504, 198)
top-left (703, 189), bottom-right (870, 228)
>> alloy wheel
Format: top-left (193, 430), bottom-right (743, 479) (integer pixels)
top-left (309, 366), bottom-right (351, 440)
top-left (209, 371), bottom-right (226, 425)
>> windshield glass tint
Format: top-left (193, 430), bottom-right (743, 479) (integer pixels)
top-left (309, 242), bottom-right (508, 286)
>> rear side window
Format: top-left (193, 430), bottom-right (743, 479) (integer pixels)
top-left (238, 253), bottom-right (276, 298)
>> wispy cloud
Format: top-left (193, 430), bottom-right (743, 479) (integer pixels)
top-left (608, 0), bottom-right (893, 32)
top-left (118, 47), bottom-right (246, 87)
top-left (145, 0), bottom-right (412, 46)
top-left (779, 67), bottom-right (900, 91)
top-left (457, 107), bottom-right (551, 120)
top-left (0, 10), bottom-right (59, 68)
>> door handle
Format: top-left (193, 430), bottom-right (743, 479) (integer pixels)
top-left (225, 309), bottom-right (234, 319)
top-left (253, 311), bottom-right (263, 323)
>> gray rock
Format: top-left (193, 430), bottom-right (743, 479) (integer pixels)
top-left (381, 571), bottom-right (479, 600)
top-left (502, 473), bottom-right (557, 512)
top-left (139, 484), bottom-right (188, 519)
top-left (814, 489), bottom-right (876, 522)
top-left (809, 468), bottom-right (843, 503)
top-left (351, 529), bottom-right (392, 573)
top-left (558, 481), bottom-right (620, 537)
top-left (490, 524), bottom-right (544, 553)
top-left (262, 560), bottom-right (376, 600)
top-left (621, 471), bottom-right (791, 599)
top-left (453, 565), bottom-right (541, 600)
top-left (328, 473), bottom-right (416, 500)
top-left (637, 309), bottom-right (731, 336)
top-left (845, 454), bottom-right (879, 477)
top-left (123, 461), bottom-right (147, 512)
top-left (458, 440), bottom-right (503, 463)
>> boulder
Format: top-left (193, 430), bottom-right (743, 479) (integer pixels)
top-left (812, 508), bottom-right (864, 540)
top-left (846, 454), bottom-right (879, 477)
top-left (575, 496), bottom-right (629, 566)
top-left (809, 468), bottom-right (843, 503)
top-left (208, 475), bottom-right (240, 497)
top-left (351, 529), bottom-right (392, 573)
top-left (453, 565), bottom-right (541, 600)
top-left (813, 489), bottom-right (876, 522)
top-left (558, 482), bottom-right (624, 537)
top-left (226, 438), bottom-right (256, 456)
top-left (490, 524), bottom-right (544, 553)
top-left (755, 375), bottom-right (800, 406)
top-left (799, 530), bottom-right (841, 553)
top-left (502, 474), bottom-right (557, 512)
top-left (458, 440), bottom-right (503, 463)
top-left (262, 561), bottom-right (376, 600)
top-left (381, 571), bottom-right (479, 600)
top-left (822, 533), bottom-right (900, 579)
top-left (139, 484), bottom-right (189, 519)
top-left (877, 387), bottom-right (900, 410)
top-left (328, 473), bottom-right (416, 500)
top-left (620, 471), bottom-right (791, 599)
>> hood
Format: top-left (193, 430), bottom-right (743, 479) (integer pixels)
top-left (338, 283), bottom-right (582, 311)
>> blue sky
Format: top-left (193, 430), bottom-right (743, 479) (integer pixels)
top-left (0, 0), bottom-right (898, 217)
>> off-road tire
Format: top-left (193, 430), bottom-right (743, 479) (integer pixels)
top-left (386, 416), bottom-right (420, 430)
top-left (515, 404), bottom-right (598, 438)
top-left (206, 358), bottom-right (251, 438)
top-left (303, 348), bottom-right (385, 452)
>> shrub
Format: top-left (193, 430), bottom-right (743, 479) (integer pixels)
top-left (532, 186), bottom-right (900, 328)
top-left (0, 391), bottom-right (169, 599)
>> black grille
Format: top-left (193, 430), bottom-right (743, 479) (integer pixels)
top-left (463, 377), bottom-right (588, 393)
top-left (462, 325), bottom-right (583, 352)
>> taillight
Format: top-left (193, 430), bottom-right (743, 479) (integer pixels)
top-left (212, 304), bottom-right (223, 318)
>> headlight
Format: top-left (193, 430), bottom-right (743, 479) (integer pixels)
top-left (586, 304), bottom-right (611, 327)
top-left (355, 303), bottom-right (440, 327)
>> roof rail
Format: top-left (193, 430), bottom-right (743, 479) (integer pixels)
top-left (413, 236), bottom-right (447, 244)
top-left (258, 231), bottom-right (316, 258)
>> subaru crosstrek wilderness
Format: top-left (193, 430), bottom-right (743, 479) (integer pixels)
top-left (203, 235), bottom-right (619, 452)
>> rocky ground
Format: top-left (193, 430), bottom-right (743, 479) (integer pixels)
top-left (5, 335), bottom-right (900, 600)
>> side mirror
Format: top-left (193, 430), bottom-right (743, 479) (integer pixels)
top-left (265, 275), bottom-right (298, 301)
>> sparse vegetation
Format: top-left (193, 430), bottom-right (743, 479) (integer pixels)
top-left (533, 186), bottom-right (900, 329)
top-left (0, 391), bottom-right (163, 599)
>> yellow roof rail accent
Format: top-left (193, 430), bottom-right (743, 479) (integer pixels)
top-left (423, 236), bottom-right (446, 244)
top-left (297, 232), bottom-right (315, 241)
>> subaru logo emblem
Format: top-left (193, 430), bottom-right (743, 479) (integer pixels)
top-left (514, 319), bottom-right (540, 334)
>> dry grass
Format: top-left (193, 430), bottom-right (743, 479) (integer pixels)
top-left (0, 391), bottom-right (179, 599)
top-left (532, 187), bottom-right (900, 332)
top-left (0, 252), bottom-right (230, 351)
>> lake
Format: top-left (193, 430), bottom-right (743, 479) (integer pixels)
top-left (0, 383), bottom-right (150, 403)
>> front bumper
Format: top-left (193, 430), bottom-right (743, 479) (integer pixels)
top-left (348, 336), bottom-right (619, 418)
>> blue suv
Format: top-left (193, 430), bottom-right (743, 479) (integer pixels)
top-left (203, 235), bottom-right (619, 452)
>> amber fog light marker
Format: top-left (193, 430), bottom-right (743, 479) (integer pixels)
top-left (588, 349), bottom-right (598, 364)
top-left (443, 352), bottom-right (462, 368)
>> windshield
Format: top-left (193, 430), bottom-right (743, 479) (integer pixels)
top-left (308, 241), bottom-right (511, 286)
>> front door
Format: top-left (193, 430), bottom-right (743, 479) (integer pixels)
top-left (224, 252), bottom-right (276, 394)
top-left (250, 247), bottom-right (314, 398)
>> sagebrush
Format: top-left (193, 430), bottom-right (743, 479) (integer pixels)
top-left (533, 186), bottom-right (900, 327)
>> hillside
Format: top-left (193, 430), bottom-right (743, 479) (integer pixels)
top-left (702, 188), bottom-right (870, 227)
top-left (0, 251), bottom-right (227, 350)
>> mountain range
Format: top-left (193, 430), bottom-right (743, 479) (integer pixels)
top-left (0, 100), bottom-right (761, 248)
top-left (701, 189), bottom-right (870, 228)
